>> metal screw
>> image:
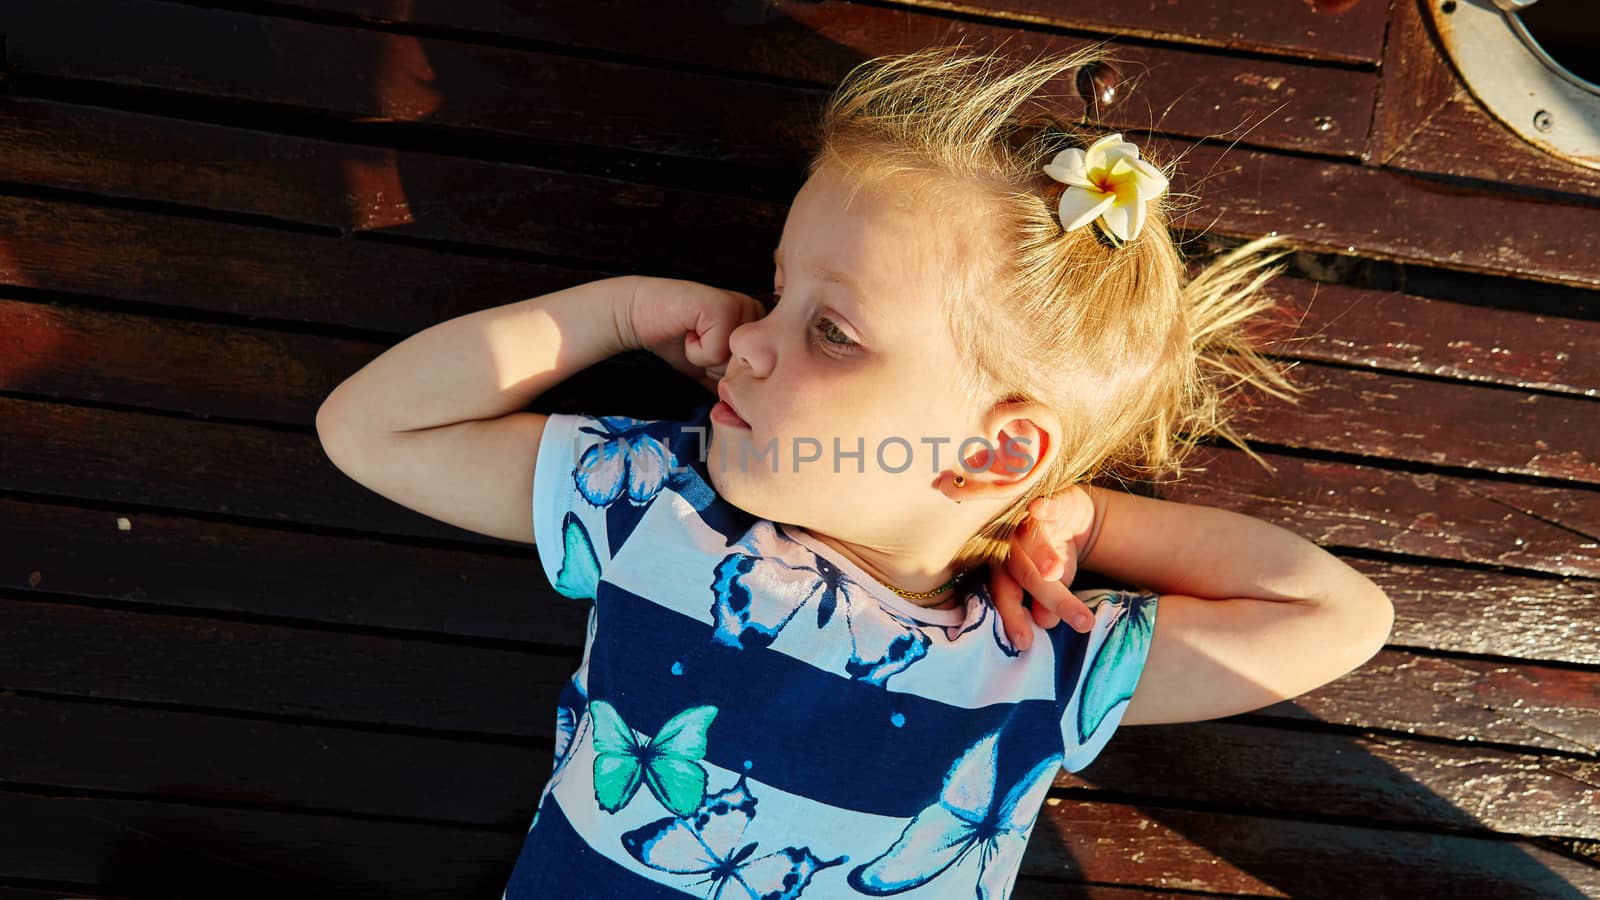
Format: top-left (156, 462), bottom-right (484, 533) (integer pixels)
top-left (1533, 109), bottom-right (1553, 132)
top-left (1312, 115), bottom-right (1334, 132)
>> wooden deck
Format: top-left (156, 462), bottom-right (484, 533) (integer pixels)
top-left (1, 1), bottom-right (1596, 897)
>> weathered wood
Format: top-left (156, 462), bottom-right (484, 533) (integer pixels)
top-left (1264, 648), bottom-right (1600, 757)
top-left (4, 295), bottom-right (1594, 484)
top-left (0, 495), bottom-right (588, 646)
top-left (0, 789), bottom-right (522, 899)
top-left (1169, 447), bottom-right (1600, 578)
top-left (1026, 796), bottom-right (1600, 898)
top-left (1232, 360), bottom-right (1599, 483)
top-left (0, 693), bottom-right (553, 827)
top-left (6, 593), bottom-right (1592, 753)
top-left (1348, 557), bottom-right (1600, 666)
top-left (7, 492), bottom-right (1595, 665)
top-left (4, 394), bottom-right (1596, 576)
top-left (23, 783), bottom-right (1587, 900)
top-left (2, 599), bottom-right (575, 735)
top-left (1257, 275), bottom-right (1600, 398)
top-left (876, 0), bottom-right (1389, 65)
top-left (0, 158), bottom-right (1570, 397)
top-left (0, 98), bottom-right (777, 282)
top-left (8, 692), bottom-right (1592, 839)
top-left (244, 0), bottom-right (1378, 156)
top-left (1155, 137), bottom-right (1600, 288)
top-left (0, 195), bottom-right (616, 331)
top-left (1072, 718), bottom-right (1600, 838)
top-left (0, 886), bottom-right (145, 899)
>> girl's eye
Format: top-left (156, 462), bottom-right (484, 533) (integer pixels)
top-left (812, 315), bottom-right (856, 349)
top-left (768, 290), bottom-right (856, 350)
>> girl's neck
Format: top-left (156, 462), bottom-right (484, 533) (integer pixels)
top-left (794, 526), bottom-right (970, 610)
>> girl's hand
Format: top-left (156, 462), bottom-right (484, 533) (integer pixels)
top-left (624, 276), bottom-right (767, 394)
top-left (987, 485), bottom-right (1103, 650)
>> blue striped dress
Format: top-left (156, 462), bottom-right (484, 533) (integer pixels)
top-left (504, 402), bottom-right (1157, 900)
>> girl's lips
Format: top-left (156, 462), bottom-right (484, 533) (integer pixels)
top-left (715, 383), bottom-right (750, 428)
top-left (711, 399), bottom-right (749, 429)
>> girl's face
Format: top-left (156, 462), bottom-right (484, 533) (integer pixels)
top-left (706, 163), bottom-right (1007, 554)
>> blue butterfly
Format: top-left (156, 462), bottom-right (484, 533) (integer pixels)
top-left (622, 774), bottom-right (846, 900)
top-left (573, 416), bottom-right (673, 506)
top-left (848, 731), bottom-right (1061, 898)
top-left (1074, 591), bottom-right (1157, 746)
top-left (922, 579), bottom-right (1019, 657)
top-left (552, 677), bottom-right (589, 775)
top-left (573, 416), bottom-right (716, 513)
top-left (528, 675), bottom-right (591, 832)
top-left (708, 521), bottom-right (931, 686)
top-left (552, 512), bottom-right (601, 600)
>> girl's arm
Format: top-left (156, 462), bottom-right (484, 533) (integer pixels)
top-left (313, 276), bottom-right (641, 544)
top-left (999, 485), bottom-right (1394, 726)
top-left (317, 275), bottom-right (641, 436)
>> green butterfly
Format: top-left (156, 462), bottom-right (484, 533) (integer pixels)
top-left (591, 700), bottom-right (718, 817)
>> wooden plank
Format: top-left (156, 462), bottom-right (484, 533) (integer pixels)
top-left (0, 98), bottom-right (775, 283)
top-left (1073, 718), bottom-right (1599, 839)
top-left (3, 189), bottom-right (1596, 400)
top-left (5, 594), bottom-right (1593, 756)
top-left (1349, 558), bottom-right (1599, 667)
top-left (1276, 649), bottom-right (1600, 757)
top-left (20, 784), bottom-right (1588, 900)
top-left (1256, 275), bottom-right (1600, 399)
top-left (0, 886), bottom-right (145, 899)
top-left (0, 496), bottom-right (589, 646)
top-left (243, 0), bottom-right (1376, 156)
top-left (1232, 360), bottom-right (1599, 483)
top-left (3, 294), bottom-right (1594, 484)
top-left (2, 599), bottom-right (574, 735)
top-left (0, 295), bottom-right (693, 437)
top-left (886, 0), bottom-right (1388, 65)
top-left (7, 692), bottom-right (1592, 839)
top-left (7, 492), bottom-right (1595, 666)
top-left (0, 693), bottom-right (551, 827)
top-left (4, 392), bottom-right (1596, 574)
top-left (1168, 447), bottom-right (1600, 579)
top-left (284, 0), bottom-right (1389, 66)
top-left (0, 196), bottom-right (590, 330)
top-left (1026, 796), bottom-right (1599, 898)
top-left (0, 789), bottom-right (521, 899)
top-left (1157, 137), bottom-right (1600, 289)
top-left (1, 0), bottom-right (821, 170)
top-left (6, 87), bottom-right (1599, 327)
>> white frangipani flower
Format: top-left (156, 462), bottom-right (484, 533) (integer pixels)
top-left (1042, 133), bottom-right (1169, 242)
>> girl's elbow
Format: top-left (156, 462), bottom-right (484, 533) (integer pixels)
top-left (1354, 586), bottom-right (1395, 661)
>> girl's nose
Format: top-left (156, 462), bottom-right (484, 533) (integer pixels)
top-left (728, 310), bottom-right (774, 377)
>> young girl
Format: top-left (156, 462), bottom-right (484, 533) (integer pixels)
top-left (316, 44), bottom-right (1394, 900)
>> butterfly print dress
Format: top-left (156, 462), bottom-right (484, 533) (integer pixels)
top-left (502, 402), bottom-right (1158, 900)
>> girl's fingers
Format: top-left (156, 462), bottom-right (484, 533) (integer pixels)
top-left (1009, 520), bottom-right (1101, 633)
top-left (1005, 524), bottom-right (1063, 630)
top-left (986, 564), bottom-right (1034, 652)
top-left (1022, 512), bottom-right (1065, 582)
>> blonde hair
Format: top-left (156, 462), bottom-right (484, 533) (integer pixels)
top-left (807, 42), bottom-right (1304, 571)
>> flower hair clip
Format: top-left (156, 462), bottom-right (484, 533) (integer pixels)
top-left (1042, 132), bottom-right (1169, 244)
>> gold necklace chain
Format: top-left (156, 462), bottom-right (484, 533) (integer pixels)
top-left (881, 568), bottom-right (971, 601)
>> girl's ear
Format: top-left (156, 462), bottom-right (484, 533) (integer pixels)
top-left (941, 401), bottom-right (1060, 503)
top-left (981, 400), bottom-right (1059, 485)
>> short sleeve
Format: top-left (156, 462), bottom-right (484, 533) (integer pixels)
top-left (1058, 589), bottom-right (1159, 772)
top-left (533, 413), bottom-right (610, 600)
top-left (532, 412), bottom-right (678, 601)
